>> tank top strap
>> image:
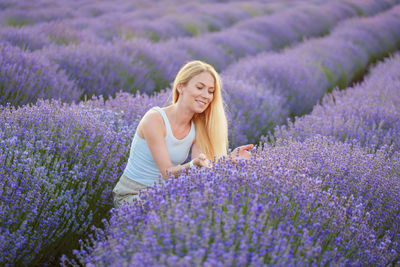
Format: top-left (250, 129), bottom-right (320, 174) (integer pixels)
top-left (152, 106), bottom-right (173, 138)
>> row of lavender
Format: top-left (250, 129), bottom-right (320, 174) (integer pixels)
top-left (2, 0), bottom-right (392, 45)
top-left (273, 51), bottom-right (400, 155)
top-left (0, 0), bottom-right (291, 43)
top-left (65, 53), bottom-right (400, 266)
top-left (33, 0), bottom-right (400, 94)
top-left (1, 0), bottom-right (398, 107)
top-left (0, 0), bottom-right (318, 106)
top-left (225, 4), bottom-right (400, 147)
top-left (0, 93), bottom-right (168, 265)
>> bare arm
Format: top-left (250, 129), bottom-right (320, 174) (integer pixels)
top-left (191, 138), bottom-right (201, 159)
top-left (192, 138), bottom-right (254, 164)
top-left (192, 137), bottom-right (254, 163)
top-left (140, 110), bottom-right (208, 180)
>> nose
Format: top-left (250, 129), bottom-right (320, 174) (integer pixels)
top-left (201, 89), bottom-right (211, 99)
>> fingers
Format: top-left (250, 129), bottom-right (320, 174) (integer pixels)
top-left (200, 159), bottom-right (211, 168)
top-left (232, 144), bottom-right (253, 155)
top-left (199, 153), bottom-right (207, 160)
top-left (205, 160), bottom-right (212, 168)
top-left (240, 144), bottom-right (254, 151)
top-left (195, 153), bottom-right (212, 168)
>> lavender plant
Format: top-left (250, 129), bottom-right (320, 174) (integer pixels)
top-left (205, 28), bottom-right (271, 60)
top-left (0, 89), bottom-right (169, 266)
top-left (260, 136), bottom-right (400, 257)
top-left (333, 15), bottom-right (400, 62)
top-left (225, 4), bottom-right (400, 117)
top-left (172, 0), bottom-right (400, 74)
top-left (222, 77), bottom-right (288, 147)
top-left (82, 89), bottom-right (172, 134)
top-left (165, 37), bottom-right (232, 73)
top-left (0, 19), bottom-right (98, 50)
top-left (0, 2), bottom-right (79, 27)
top-left (0, 26), bottom-right (51, 51)
top-left (0, 42), bottom-right (81, 107)
top-left (117, 39), bottom-right (191, 93)
top-left (44, 42), bottom-right (148, 100)
top-left (273, 53), bottom-right (400, 153)
top-left (39, 21), bottom-right (98, 46)
top-left (0, 99), bottom-right (125, 265)
top-left (66, 135), bottom-right (399, 266)
top-left (225, 52), bottom-right (330, 116)
top-left (0, 0), bottom-right (291, 41)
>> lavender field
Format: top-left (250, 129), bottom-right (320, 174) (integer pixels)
top-left (1, 0), bottom-right (400, 266)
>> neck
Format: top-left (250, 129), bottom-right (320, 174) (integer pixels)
top-left (170, 102), bottom-right (194, 127)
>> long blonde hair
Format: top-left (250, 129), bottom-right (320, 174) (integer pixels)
top-left (172, 60), bottom-right (228, 160)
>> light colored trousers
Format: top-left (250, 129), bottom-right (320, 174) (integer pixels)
top-left (112, 174), bottom-right (150, 209)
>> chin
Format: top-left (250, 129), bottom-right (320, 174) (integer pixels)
top-left (193, 106), bottom-right (206, 114)
top-left (200, 106), bottom-right (210, 113)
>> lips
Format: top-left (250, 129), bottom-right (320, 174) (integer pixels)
top-left (196, 100), bottom-right (207, 107)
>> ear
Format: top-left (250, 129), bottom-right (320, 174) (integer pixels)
top-left (178, 84), bottom-right (183, 94)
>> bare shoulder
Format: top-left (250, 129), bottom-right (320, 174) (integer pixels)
top-left (137, 108), bottom-right (165, 139)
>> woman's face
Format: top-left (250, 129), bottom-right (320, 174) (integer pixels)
top-left (179, 71), bottom-right (215, 113)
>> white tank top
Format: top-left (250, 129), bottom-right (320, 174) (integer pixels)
top-left (122, 106), bottom-right (196, 187)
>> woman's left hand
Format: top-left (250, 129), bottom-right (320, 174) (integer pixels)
top-left (230, 144), bottom-right (254, 162)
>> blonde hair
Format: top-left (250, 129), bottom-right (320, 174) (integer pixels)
top-left (172, 60), bottom-right (228, 160)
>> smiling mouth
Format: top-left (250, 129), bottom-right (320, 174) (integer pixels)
top-left (196, 100), bottom-right (207, 106)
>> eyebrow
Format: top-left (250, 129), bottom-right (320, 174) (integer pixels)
top-left (198, 82), bottom-right (214, 89)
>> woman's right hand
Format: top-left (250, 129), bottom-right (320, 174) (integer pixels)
top-left (193, 153), bottom-right (212, 168)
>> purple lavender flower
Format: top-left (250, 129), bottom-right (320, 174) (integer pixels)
top-left (0, 88), bottom-right (170, 265)
top-left (67, 136), bottom-right (400, 266)
top-left (2, 1), bottom-right (400, 266)
top-left (222, 76), bottom-right (288, 147)
top-left (44, 42), bottom-right (147, 99)
top-left (0, 42), bottom-right (81, 107)
top-left (225, 4), bottom-right (400, 117)
top-left (0, 26), bottom-right (51, 51)
top-left (273, 53), bottom-right (400, 152)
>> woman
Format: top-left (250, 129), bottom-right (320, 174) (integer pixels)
top-left (113, 60), bottom-right (253, 208)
